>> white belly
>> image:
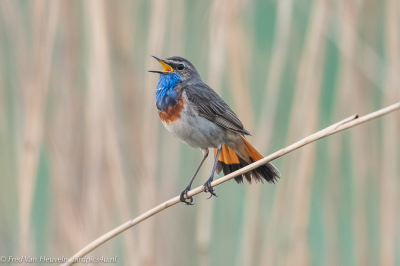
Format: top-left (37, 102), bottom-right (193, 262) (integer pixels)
top-left (162, 104), bottom-right (226, 149)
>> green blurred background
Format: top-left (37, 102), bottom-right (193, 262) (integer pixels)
top-left (0, 0), bottom-right (399, 265)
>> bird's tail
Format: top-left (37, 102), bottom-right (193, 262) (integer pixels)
top-left (215, 139), bottom-right (280, 184)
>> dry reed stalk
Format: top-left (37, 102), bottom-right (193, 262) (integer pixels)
top-left (110, 163), bottom-right (137, 260)
top-left (261, 0), bottom-right (328, 264)
top-left (323, 1), bottom-right (364, 264)
top-left (114, 7), bottom-right (144, 249)
top-left (46, 1), bottom-right (90, 256)
top-left (351, 91), bottom-right (370, 266)
top-left (110, 1), bottom-right (137, 57)
top-left (156, 117), bottom-right (183, 262)
top-left (138, 0), bottom-right (168, 264)
top-left (284, 1), bottom-right (328, 264)
top-left (0, 30), bottom-right (9, 250)
top-left (100, 3), bottom-right (139, 265)
top-left (196, 2), bottom-right (228, 264)
top-left (83, 0), bottom-right (112, 245)
top-left (324, 4), bottom-right (399, 98)
top-left (61, 102), bottom-right (400, 266)
top-left (111, 2), bottom-right (147, 262)
top-left (226, 3), bottom-right (254, 128)
top-left (379, 100), bottom-right (398, 266)
top-left (260, 22), bottom-right (306, 266)
top-left (83, 2), bottom-right (140, 264)
top-left (258, 1), bottom-right (294, 265)
top-left (0, 55), bottom-right (5, 143)
top-left (220, 1), bottom-right (259, 265)
top-left (156, 1), bottom-right (185, 264)
top-left (335, 1), bottom-right (370, 264)
top-left (255, 0), bottom-right (293, 148)
top-left (115, 0), bottom-right (141, 172)
top-left (196, 153), bottom-right (215, 264)
top-left (105, 121), bottom-right (139, 266)
top-left (324, 4), bottom-right (355, 266)
top-left (15, 0), bottom-right (60, 256)
top-left (1, 0), bottom-right (28, 73)
top-left (324, 139), bottom-right (341, 266)
top-left (380, 0), bottom-right (400, 264)
top-left (302, 0), bottom-right (391, 97)
top-left (206, 0), bottom-right (227, 91)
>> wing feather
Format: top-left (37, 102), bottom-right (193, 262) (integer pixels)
top-left (184, 84), bottom-right (251, 135)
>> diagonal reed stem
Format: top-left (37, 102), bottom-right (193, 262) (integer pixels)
top-left (61, 101), bottom-right (400, 266)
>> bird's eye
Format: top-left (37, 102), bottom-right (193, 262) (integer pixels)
top-left (177, 64), bottom-right (185, 70)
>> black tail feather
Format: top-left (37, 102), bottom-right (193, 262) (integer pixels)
top-left (216, 157), bottom-right (280, 184)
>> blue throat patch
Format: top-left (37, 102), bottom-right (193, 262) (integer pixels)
top-left (155, 72), bottom-right (182, 111)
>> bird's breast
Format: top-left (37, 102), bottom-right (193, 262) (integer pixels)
top-left (158, 96), bottom-right (186, 125)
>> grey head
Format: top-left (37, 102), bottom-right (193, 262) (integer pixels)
top-left (149, 56), bottom-right (202, 84)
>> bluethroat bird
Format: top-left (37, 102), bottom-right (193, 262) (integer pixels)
top-left (149, 56), bottom-right (280, 205)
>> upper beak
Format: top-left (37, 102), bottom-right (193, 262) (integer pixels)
top-left (148, 56), bottom-right (173, 74)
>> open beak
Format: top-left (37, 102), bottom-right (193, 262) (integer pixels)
top-left (148, 56), bottom-right (173, 74)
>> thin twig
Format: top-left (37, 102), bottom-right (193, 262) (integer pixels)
top-left (61, 102), bottom-right (400, 266)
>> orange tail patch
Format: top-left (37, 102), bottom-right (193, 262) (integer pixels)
top-left (215, 139), bottom-right (280, 184)
top-left (215, 144), bottom-right (247, 183)
top-left (214, 144), bottom-right (240, 165)
top-left (242, 137), bottom-right (263, 162)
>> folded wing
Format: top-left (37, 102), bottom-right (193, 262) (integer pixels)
top-left (184, 84), bottom-right (251, 136)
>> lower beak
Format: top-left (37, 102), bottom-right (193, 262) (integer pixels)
top-left (149, 56), bottom-right (173, 74)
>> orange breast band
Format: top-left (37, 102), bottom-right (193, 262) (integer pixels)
top-left (158, 97), bottom-right (186, 125)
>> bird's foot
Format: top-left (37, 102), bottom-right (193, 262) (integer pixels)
top-left (203, 177), bottom-right (218, 199)
top-left (180, 186), bottom-right (194, 205)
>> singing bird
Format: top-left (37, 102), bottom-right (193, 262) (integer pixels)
top-left (149, 56), bottom-right (280, 205)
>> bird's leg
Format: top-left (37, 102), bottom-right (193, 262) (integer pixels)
top-left (180, 148), bottom-right (209, 205)
top-left (203, 144), bottom-right (222, 198)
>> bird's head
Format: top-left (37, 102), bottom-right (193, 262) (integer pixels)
top-left (149, 56), bottom-right (201, 83)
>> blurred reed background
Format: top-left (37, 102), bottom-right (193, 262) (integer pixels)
top-left (0, 0), bottom-right (399, 265)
